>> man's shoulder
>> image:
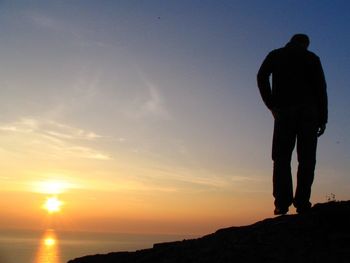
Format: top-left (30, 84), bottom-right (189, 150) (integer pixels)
top-left (267, 47), bottom-right (293, 59)
top-left (268, 47), bottom-right (285, 56)
top-left (305, 50), bottom-right (320, 60)
top-left (263, 48), bottom-right (285, 63)
top-left (269, 47), bottom-right (320, 60)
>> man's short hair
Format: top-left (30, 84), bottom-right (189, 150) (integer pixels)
top-left (290, 34), bottom-right (310, 49)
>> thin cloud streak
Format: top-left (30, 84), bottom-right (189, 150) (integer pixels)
top-left (47, 70), bottom-right (101, 119)
top-left (139, 164), bottom-right (258, 191)
top-left (123, 79), bottom-right (171, 120)
top-left (27, 11), bottom-right (110, 48)
top-left (0, 117), bottom-right (110, 160)
top-left (142, 84), bottom-right (170, 119)
top-left (0, 118), bottom-right (102, 141)
top-left (28, 12), bottom-right (63, 32)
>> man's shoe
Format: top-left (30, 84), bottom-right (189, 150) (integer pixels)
top-left (294, 201), bottom-right (312, 214)
top-left (296, 205), bottom-right (311, 214)
top-left (274, 207), bottom-right (288, 215)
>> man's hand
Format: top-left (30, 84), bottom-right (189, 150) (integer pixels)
top-left (317, 124), bottom-right (326, 137)
top-left (270, 107), bottom-right (280, 119)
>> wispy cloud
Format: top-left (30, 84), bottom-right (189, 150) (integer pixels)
top-left (124, 80), bottom-right (170, 120)
top-left (0, 176), bottom-right (10, 180)
top-left (26, 11), bottom-right (110, 48)
top-left (0, 118), bottom-right (101, 141)
top-left (0, 118), bottom-right (110, 160)
top-left (56, 145), bottom-right (110, 160)
top-left (143, 82), bottom-right (169, 118)
top-left (46, 69), bottom-right (101, 119)
top-left (28, 12), bottom-right (64, 32)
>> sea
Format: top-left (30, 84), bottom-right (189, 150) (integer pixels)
top-left (0, 228), bottom-right (196, 263)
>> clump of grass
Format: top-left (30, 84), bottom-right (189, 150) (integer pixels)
top-left (326, 193), bottom-right (336, 202)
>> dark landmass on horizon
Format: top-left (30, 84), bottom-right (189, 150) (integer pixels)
top-left (68, 200), bottom-right (350, 263)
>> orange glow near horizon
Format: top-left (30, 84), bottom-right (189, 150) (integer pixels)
top-left (0, 174), bottom-right (274, 235)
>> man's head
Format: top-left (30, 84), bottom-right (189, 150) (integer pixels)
top-left (289, 34), bottom-right (310, 49)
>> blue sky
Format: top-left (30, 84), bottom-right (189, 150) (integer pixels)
top-left (0, 0), bottom-right (349, 233)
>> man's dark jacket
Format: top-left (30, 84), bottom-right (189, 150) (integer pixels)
top-left (257, 42), bottom-right (328, 125)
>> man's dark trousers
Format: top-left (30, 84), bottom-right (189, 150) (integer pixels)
top-left (272, 105), bottom-right (319, 210)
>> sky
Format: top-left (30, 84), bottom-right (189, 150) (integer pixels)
top-left (0, 0), bottom-right (350, 235)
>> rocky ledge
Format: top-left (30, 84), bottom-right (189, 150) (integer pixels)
top-left (68, 201), bottom-right (350, 263)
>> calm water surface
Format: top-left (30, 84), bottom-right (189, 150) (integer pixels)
top-left (0, 229), bottom-right (195, 263)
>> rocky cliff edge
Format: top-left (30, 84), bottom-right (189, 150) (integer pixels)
top-left (68, 201), bottom-right (350, 263)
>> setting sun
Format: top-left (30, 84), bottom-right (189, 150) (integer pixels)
top-left (44, 197), bottom-right (63, 213)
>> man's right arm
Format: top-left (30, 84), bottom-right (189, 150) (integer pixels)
top-left (257, 52), bottom-right (274, 110)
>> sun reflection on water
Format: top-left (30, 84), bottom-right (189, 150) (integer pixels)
top-left (34, 229), bottom-right (61, 263)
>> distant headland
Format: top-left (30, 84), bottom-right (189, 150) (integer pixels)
top-left (68, 201), bottom-right (350, 263)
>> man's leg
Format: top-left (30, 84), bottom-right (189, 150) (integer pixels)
top-left (272, 114), bottom-right (297, 213)
top-left (294, 117), bottom-right (318, 212)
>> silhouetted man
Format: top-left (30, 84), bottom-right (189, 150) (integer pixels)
top-left (257, 34), bottom-right (328, 215)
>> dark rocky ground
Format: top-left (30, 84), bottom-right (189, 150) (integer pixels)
top-left (68, 201), bottom-right (350, 263)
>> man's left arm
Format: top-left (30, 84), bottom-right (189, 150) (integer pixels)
top-left (315, 57), bottom-right (328, 136)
